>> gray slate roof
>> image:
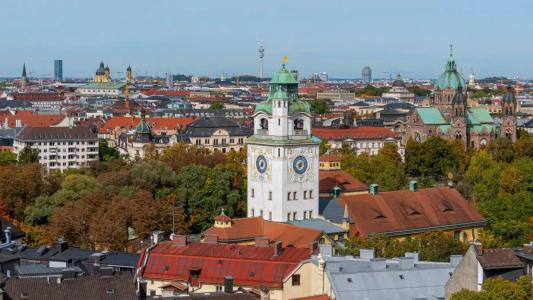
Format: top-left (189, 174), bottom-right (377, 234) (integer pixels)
top-left (16, 126), bottom-right (97, 142)
top-left (288, 219), bottom-right (345, 235)
top-left (178, 117), bottom-right (252, 139)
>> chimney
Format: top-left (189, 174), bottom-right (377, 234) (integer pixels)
top-left (409, 180), bottom-right (417, 192)
top-left (273, 241), bottom-right (282, 257)
top-left (399, 257), bottom-right (415, 270)
top-left (151, 231), bottom-right (165, 244)
top-left (369, 258), bottom-right (387, 270)
top-left (224, 276), bottom-right (234, 293)
top-left (204, 235), bottom-right (218, 244)
top-left (360, 248), bottom-right (375, 260)
top-left (404, 252), bottom-right (419, 263)
top-left (56, 238), bottom-right (68, 253)
top-left (4, 227), bottom-right (11, 244)
top-left (450, 255), bottom-right (463, 267)
top-left (173, 235), bottom-right (187, 246)
top-left (369, 184), bottom-right (379, 195)
top-left (319, 244), bottom-right (333, 258)
top-left (255, 237), bottom-right (270, 247)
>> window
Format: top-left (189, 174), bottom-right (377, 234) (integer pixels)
top-left (292, 212), bottom-right (297, 220)
top-left (453, 231), bottom-right (461, 240)
top-left (216, 286), bottom-right (223, 292)
top-left (292, 274), bottom-right (301, 286)
top-left (214, 139), bottom-right (219, 146)
top-left (287, 213), bottom-right (291, 221)
top-left (195, 139), bottom-right (201, 145)
top-left (293, 192), bottom-right (297, 200)
top-left (278, 148), bottom-right (280, 157)
top-left (230, 138), bottom-right (234, 143)
top-left (269, 211), bottom-right (272, 221)
top-left (268, 191), bottom-right (272, 200)
top-left (304, 191), bottom-right (307, 199)
top-left (205, 139), bottom-right (210, 144)
top-left (278, 119), bottom-right (281, 126)
top-left (251, 189), bottom-right (254, 198)
top-left (303, 211), bottom-right (307, 219)
top-left (251, 209), bottom-right (255, 217)
top-left (287, 192), bottom-right (291, 201)
top-left (309, 210), bottom-right (313, 218)
top-left (260, 210), bottom-right (263, 217)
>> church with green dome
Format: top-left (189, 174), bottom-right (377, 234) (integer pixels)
top-left (404, 49), bottom-right (517, 149)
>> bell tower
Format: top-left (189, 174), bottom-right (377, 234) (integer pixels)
top-left (247, 59), bottom-right (319, 222)
top-left (450, 86), bottom-right (468, 149)
top-left (501, 85), bottom-right (517, 141)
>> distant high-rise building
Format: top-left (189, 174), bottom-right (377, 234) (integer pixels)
top-left (362, 66), bottom-right (372, 84)
top-left (166, 73), bottom-right (173, 87)
top-left (318, 72), bottom-right (328, 82)
top-left (54, 60), bottom-right (63, 81)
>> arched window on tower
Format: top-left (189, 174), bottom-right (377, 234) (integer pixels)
top-left (293, 119), bottom-right (304, 130)
top-left (455, 132), bottom-right (462, 140)
top-left (260, 118), bottom-right (268, 130)
top-left (505, 130), bottom-right (512, 140)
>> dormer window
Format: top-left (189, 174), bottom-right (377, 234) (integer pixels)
top-left (371, 209), bottom-right (386, 219)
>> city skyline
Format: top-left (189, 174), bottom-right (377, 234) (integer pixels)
top-left (1, 0), bottom-right (532, 79)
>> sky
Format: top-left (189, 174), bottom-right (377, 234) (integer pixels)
top-left (1, 0), bottom-right (532, 79)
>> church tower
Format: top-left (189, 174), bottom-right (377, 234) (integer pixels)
top-left (20, 63), bottom-right (28, 91)
top-left (450, 86), bottom-right (468, 148)
top-left (433, 46), bottom-right (466, 120)
top-left (247, 61), bottom-right (319, 222)
top-left (126, 65), bottom-right (133, 83)
top-left (501, 85), bottom-right (517, 141)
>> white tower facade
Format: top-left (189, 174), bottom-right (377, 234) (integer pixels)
top-left (247, 63), bottom-right (319, 222)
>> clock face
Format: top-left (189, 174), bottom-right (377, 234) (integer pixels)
top-left (256, 155), bottom-right (268, 174)
top-left (293, 155), bottom-right (308, 174)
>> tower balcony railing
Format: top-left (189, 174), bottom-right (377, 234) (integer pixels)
top-left (256, 129), bottom-right (269, 135)
top-left (293, 129), bottom-right (307, 136)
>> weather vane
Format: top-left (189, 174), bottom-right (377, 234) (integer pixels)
top-left (282, 55), bottom-right (289, 65)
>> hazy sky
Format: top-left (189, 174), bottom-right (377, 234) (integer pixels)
top-left (1, 0), bottom-right (532, 79)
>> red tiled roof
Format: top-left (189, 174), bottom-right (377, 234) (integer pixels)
top-left (475, 247), bottom-right (524, 270)
top-left (319, 153), bottom-right (340, 162)
top-left (320, 170), bottom-right (367, 193)
top-left (12, 92), bottom-right (65, 101)
top-left (203, 217), bottom-right (322, 248)
top-left (340, 187), bottom-right (486, 237)
top-left (312, 126), bottom-right (398, 140)
top-left (140, 241), bottom-right (310, 288)
top-left (99, 116), bottom-right (194, 134)
top-left (0, 111), bottom-right (64, 128)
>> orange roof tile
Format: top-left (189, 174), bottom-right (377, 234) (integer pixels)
top-left (319, 170), bottom-right (367, 193)
top-left (99, 116), bottom-right (194, 134)
top-left (340, 187), bottom-right (486, 237)
top-left (0, 111), bottom-right (64, 128)
top-left (203, 217), bottom-right (322, 248)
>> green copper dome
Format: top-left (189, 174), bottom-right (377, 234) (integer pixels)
top-left (135, 111), bottom-right (151, 134)
top-left (436, 54), bottom-right (466, 90)
top-left (96, 61), bottom-right (106, 75)
top-left (270, 64), bottom-right (298, 84)
top-left (254, 63), bottom-right (301, 115)
top-left (289, 101), bottom-right (311, 115)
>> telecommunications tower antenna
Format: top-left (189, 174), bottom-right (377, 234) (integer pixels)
top-left (258, 45), bottom-right (265, 79)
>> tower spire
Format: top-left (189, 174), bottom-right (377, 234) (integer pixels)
top-left (22, 63), bottom-right (27, 78)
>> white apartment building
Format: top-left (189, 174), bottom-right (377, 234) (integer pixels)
top-left (14, 127), bottom-right (98, 172)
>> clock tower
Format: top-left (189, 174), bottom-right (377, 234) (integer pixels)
top-left (247, 62), bottom-right (320, 222)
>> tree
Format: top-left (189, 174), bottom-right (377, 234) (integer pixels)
top-left (319, 139), bottom-right (330, 155)
top-left (489, 137), bottom-right (515, 163)
top-left (310, 99), bottom-right (328, 114)
top-left (341, 232), bottom-right (467, 262)
top-left (451, 276), bottom-right (532, 300)
top-left (209, 102), bottom-right (225, 110)
top-left (0, 151), bottom-right (17, 165)
top-left (18, 146), bottom-right (39, 164)
top-left (98, 139), bottom-right (120, 161)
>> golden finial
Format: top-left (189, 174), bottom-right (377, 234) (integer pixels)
top-left (282, 55), bottom-right (289, 64)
